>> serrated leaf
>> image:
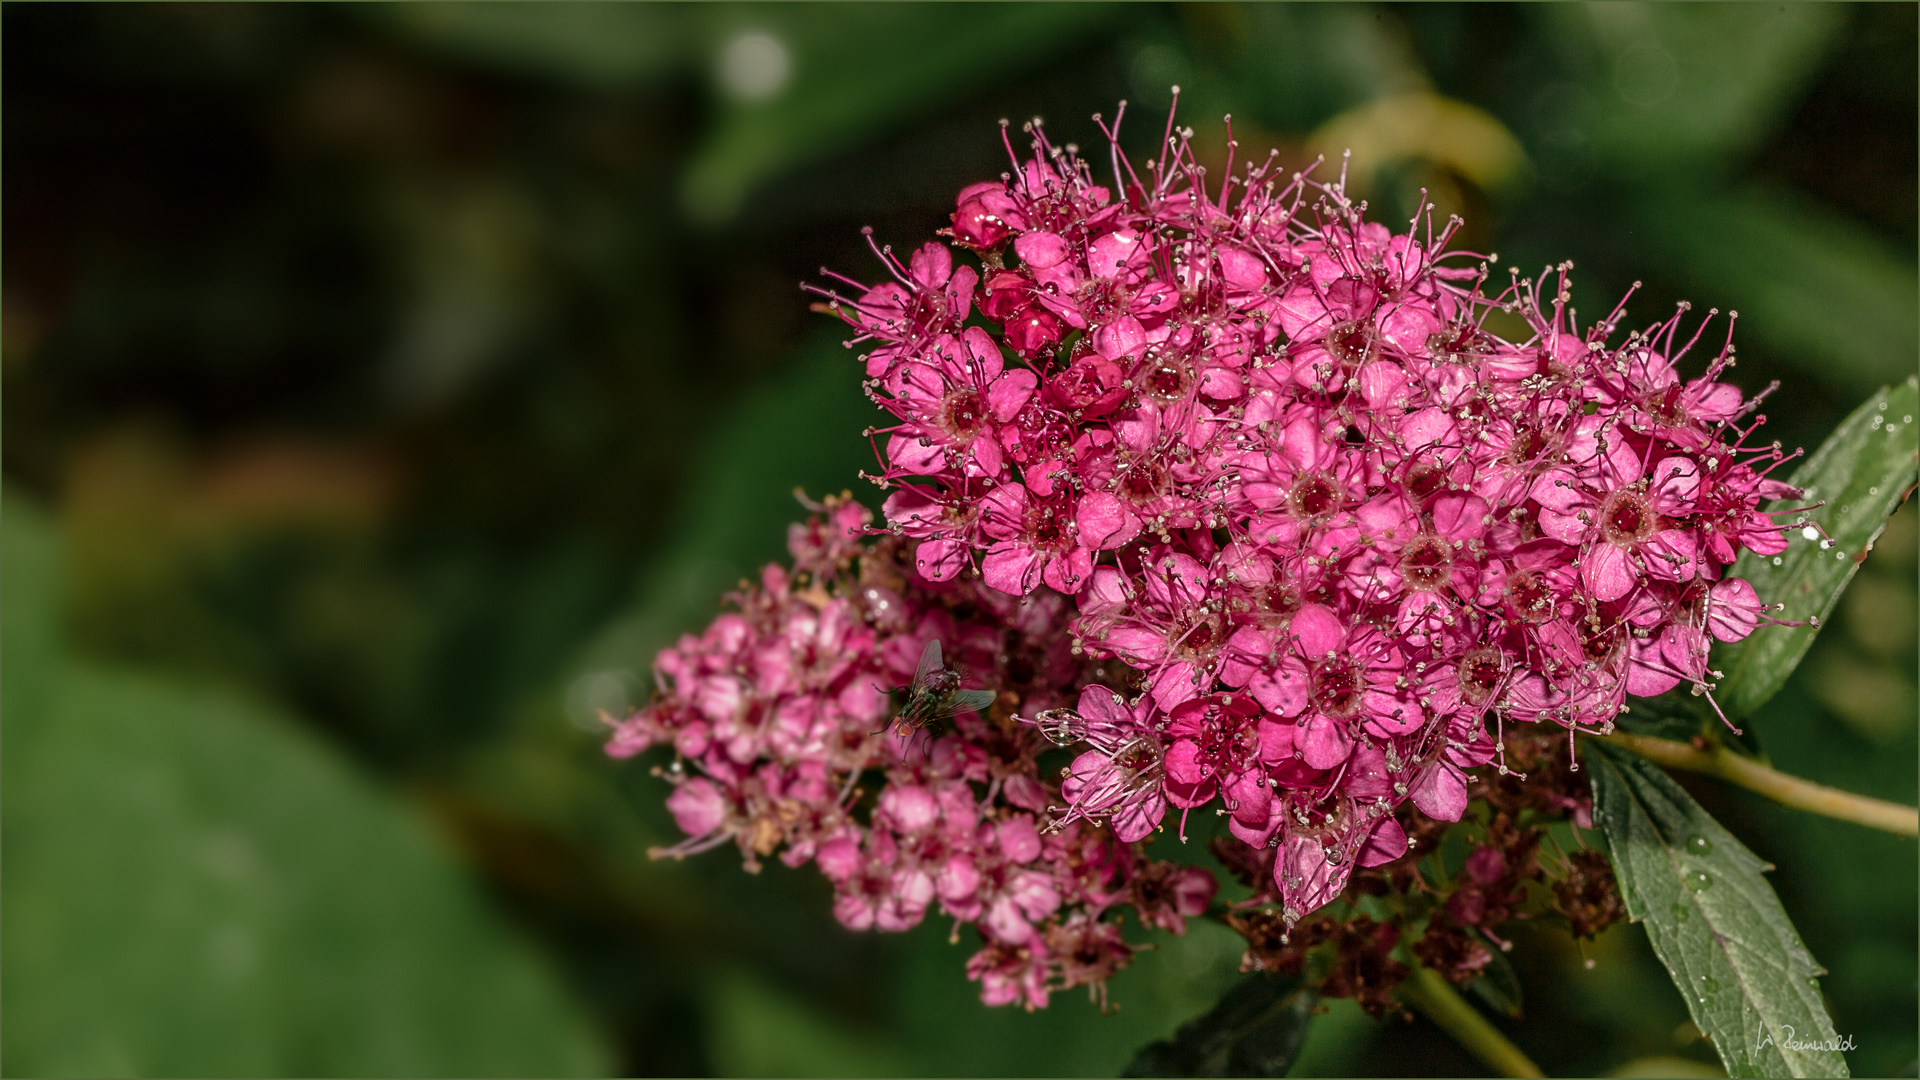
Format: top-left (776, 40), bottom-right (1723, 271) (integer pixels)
top-left (1714, 379), bottom-right (1920, 721)
top-left (1122, 973), bottom-right (1318, 1078)
top-left (1585, 740), bottom-right (1847, 1079)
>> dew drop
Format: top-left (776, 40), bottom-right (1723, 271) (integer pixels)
top-left (1671, 902), bottom-right (1691, 923)
top-left (1688, 835), bottom-right (1713, 855)
top-left (1685, 871), bottom-right (1713, 892)
top-left (1700, 975), bottom-right (1720, 995)
top-left (1807, 977), bottom-right (1820, 989)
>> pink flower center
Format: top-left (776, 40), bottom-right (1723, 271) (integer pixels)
top-left (1504, 569), bottom-right (1556, 624)
top-left (1403, 460), bottom-right (1447, 501)
top-left (1311, 660), bottom-right (1364, 718)
top-left (1600, 489), bottom-right (1656, 546)
top-left (1120, 460), bottom-right (1169, 504)
top-left (1290, 472), bottom-right (1341, 521)
top-left (943, 390), bottom-right (987, 437)
top-left (1398, 536), bottom-right (1454, 591)
top-left (1579, 616), bottom-right (1622, 666)
top-left (1458, 648), bottom-right (1505, 704)
top-left (1027, 506), bottom-right (1068, 550)
top-left (1248, 582), bottom-right (1301, 628)
top-left (1143, 357), bottom-right (1190, 402)
top-left (1324, 320), bottom-right (1377, 368)
top-left (1174, 613), bottom-right (1224, 660)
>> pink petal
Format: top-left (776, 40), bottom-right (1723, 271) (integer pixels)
top-left (666, 778), bottom-right (726, 837)
top-left (1250, 662), bottom-right (1310, 717)
top-left (914, 538), bottom-right (968, 582)
top-left (1409, 761), bottom-right (1468, 821)
top-left (1013, 230), bottom-right (1070, 269)
top-left (1092, 315), bottom-right (1147, 360)
top-left (1649, 455), bottom-right (1702, 513)
top-left (1708, 577), bottom-right (1763, 642)
top-left (987, 368), bottom-right (1038, 422)
top-left (1164, 739), bottom-right (1209, 786)
top-left (1041, 546), bottom-right (1093, 594)
top-left (996, 816), bottom-right (1043, 862)
top-left (1289, 604), bottom-right (1347, 658)
top-left (1298, 713), bottom-right (1353, 770)
top-left (1358, 361), bottom-right (1408, 410)
top-left (1075, 491), bottom-right (1140, 549)
top-left (1583, 542), bottom-right (1639, 602)
top-left (982, 542), bottom-right (1043, 594)
top-left (1274, 831), bottom-right (1349, 917)
top-left (1356, 816), bottom-right (1408, 867)
top-left (907, 241), bottom-right (953, 290)
top-left (1431, 493), bottom-right (1490, 542)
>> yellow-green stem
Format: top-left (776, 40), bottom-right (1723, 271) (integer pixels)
top-left (1397, 965), bottom-right (1543, 1077)
top-left (1601, 732), bottom-right (1919, 837)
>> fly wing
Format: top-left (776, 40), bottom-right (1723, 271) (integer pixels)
top-left (913, 638), bottom-right (944, 688)
top-left (947, 689), bottom-right (998, 716)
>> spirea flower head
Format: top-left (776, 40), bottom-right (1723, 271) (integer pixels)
top-left (612, 103), bottom-right (1804, 1009)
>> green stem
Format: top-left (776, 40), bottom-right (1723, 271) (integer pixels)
top-left (1396, 966), bottom-right (1543, 1078)
top-left (1601, 732), bottom-right (1919, 837)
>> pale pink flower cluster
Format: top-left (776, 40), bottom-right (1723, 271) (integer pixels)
top-left (818, 112), bottom-right (1797, 925)
top-left (606, 500), bottom-right (1215, 1010)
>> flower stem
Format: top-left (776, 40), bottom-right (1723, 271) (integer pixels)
top-left (1602, 732), bottom-right (1919, 837)
top-left (1396, 965), bottom-right (1544, 1078)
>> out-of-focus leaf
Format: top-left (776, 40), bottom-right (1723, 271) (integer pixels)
top-left (1715, 380), bottom-right (1920, 721)
top-left (1467, 940), bottom-right (1525, 1019)
top-left (574, 327), bottom-right (884, 676)
top-left (1309, 92), bottom-right (1530, 194)
top-left (1, 494), bottom-right (612, 1078)
top-left (1606, 1056), bottom-right (1727, 1079)
top-left (704, 967), bottom-right (908, 1078)
top-left (368, 3), bottom-right (687, 90)
top-left (680, 4), bottom-right (1122, 222)
top-left (1545, 4), bottom-right (1844, 172)
top-left (1121, 973), bottom-right (1318, 1078)
top-left (1586, 741), bottom-right (1847, 1079)
top-left (1636, 188), bottom-right (1920, 397)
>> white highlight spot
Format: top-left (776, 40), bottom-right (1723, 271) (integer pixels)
top-left (1801, 525), bottom-right (1820, 541)
top-left (718, 31), bottom-right (790, 101)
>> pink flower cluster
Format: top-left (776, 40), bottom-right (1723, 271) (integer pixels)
top-left (819, 113), bottom-right (1798, 925)
top-left (606, 500), bottom-right (1216, 1010)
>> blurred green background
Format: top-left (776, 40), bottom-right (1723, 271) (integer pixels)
top-left (4, 4), bottom-right (1915, 1076)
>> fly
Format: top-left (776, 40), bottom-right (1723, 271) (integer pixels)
top-left (881, 639), bottom-right (997, 736)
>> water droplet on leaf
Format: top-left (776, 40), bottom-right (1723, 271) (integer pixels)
top-left (1688, 835), bottom-right (1713, 855)
top-left (1685, 871), bottom-right (1713, 892)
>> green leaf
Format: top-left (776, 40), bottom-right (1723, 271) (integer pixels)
top-left (369, 3), bottom-right (687, 90)
top-left (678, 4), bottom-right (1123, 222)
top-left (2, 493), bottom-right (613, 1077)
top-left (571, 326), bottom-right (888, 677)
top-left (1466, 940), bottom-right (1525, 1020)
top-left (1636, 189), bottom-right (1920, 398)
top-left (704, 967), bottom-right (909, 1078)
top-left (1714, 379), bottom-right (1920, 721)
top-left (1585, 740), bottom-right (1848, 1079)
top-left (1121, 973), bottom-right (1319, 1078)
top-left (1543, 4), bottom-right (1845, 172)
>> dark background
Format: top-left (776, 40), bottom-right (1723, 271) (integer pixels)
top-left (4, 4), bottom-right (1915, 1076)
